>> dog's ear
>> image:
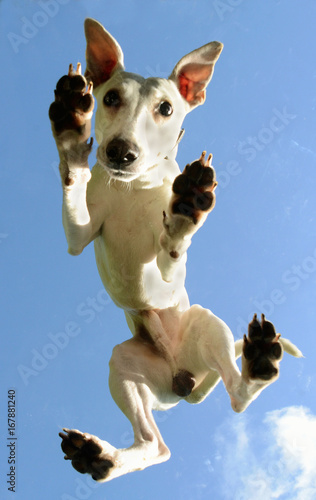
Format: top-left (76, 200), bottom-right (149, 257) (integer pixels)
top-left (84, 18), bottom-right (124, 88)
top-left (169, 41), bottom-right (223, 109)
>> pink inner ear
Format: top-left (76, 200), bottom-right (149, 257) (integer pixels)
top-left (179, 73), bottom-right (206, 103)
top-left (178, 63), bottom-right (213, 103)
top-left (86, 40), bottom-right (121, 86)
top-left (179, 74), bottom-right (194, 102)
top-left (101, 59), bottom-right (118, 78)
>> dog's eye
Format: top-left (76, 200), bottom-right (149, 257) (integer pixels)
top-left (103, 90), bottom-right (121, 108)
top-left (158, 101), bottom-right (173, 117)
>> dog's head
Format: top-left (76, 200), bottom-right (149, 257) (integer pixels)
top-left (84, 18), bottom-right (223, 183)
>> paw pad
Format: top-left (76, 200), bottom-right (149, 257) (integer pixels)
top-left (172, 151), bottom-right (217, 224)
top-left (243, 314), bottom-right (282, 381)
top-left (49, 63), bottom-right (94, 137)
top-left (59, 428), bottom-right (114, 481)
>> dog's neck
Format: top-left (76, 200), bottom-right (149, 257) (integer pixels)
top-left (131, 156), bottom-right (180, 190)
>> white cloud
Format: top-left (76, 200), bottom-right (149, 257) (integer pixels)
top-left (264, 406), bottom-right (316, 498)
top-left (212, 406), bottom-right (316, 500)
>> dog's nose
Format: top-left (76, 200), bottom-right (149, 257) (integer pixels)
top-left (106, 138), bottom-right (139, 168)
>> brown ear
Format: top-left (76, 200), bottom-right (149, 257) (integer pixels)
top-left (169, 41), bottom-right (223, 109)
top-left (84, 18), bottom-right (124, 88)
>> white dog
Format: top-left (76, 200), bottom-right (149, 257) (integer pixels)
top-left (49, 18), bottom-right (302, 482)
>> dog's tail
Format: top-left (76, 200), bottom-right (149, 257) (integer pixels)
top-left (279, 337), bottom-right (304, 358)
top-left (234, 339), bottom-right (243, 360)
top-left (234, 337), bottom-right (303, 359)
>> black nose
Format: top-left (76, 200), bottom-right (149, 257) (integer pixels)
top-left (106, 138), bottom-right (139, 168)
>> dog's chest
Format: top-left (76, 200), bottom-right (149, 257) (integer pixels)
top-left (93, 182), bottom-right (171, 308)
top-left (103, 186), bottom-right (166, 257)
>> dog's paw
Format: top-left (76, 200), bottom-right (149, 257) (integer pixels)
top-left (49, 63), bottom-right (94, 147)
top-left (171, 151), bottom-right (217, 224)
top-left (59, 428), bottom-right (114, 482)
top-left (242, 314), bottom-right (283, 381)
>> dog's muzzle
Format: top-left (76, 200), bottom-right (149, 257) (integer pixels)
top-left (106, 138), bottom-right (140, 170)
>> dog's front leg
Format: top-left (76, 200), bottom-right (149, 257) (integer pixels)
top-left (49, 64), bottom-right (100, 255)
top-left (157, 152), bottom-right (217, 282)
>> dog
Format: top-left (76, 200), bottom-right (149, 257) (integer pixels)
top-left (49, 18), bottom-right (302, 482)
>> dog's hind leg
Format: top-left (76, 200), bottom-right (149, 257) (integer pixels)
top-left (59, 338), bottom-right (176, 482)
top-left (188, 308), bottom-right (302, 413)
top-left (185, 307), bottom-right (269, 413)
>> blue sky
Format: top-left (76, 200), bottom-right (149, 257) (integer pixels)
top-left (1, 0), bottom-right (316, 499)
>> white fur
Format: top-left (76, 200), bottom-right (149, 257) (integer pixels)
top-left (52, 19), bottom-right (302, 482)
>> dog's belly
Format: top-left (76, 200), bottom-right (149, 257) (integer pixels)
top-left (94, 235), bottom-right (186, 311)
top-left (93, 191), bottom-right (187, 311)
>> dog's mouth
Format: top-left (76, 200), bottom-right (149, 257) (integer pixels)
top-left (96, 142), bottom-right (142, 182)
top-left (96, 152), bottom-right (139, 181)
top-left (108, 167), bottom-right (136, 180)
